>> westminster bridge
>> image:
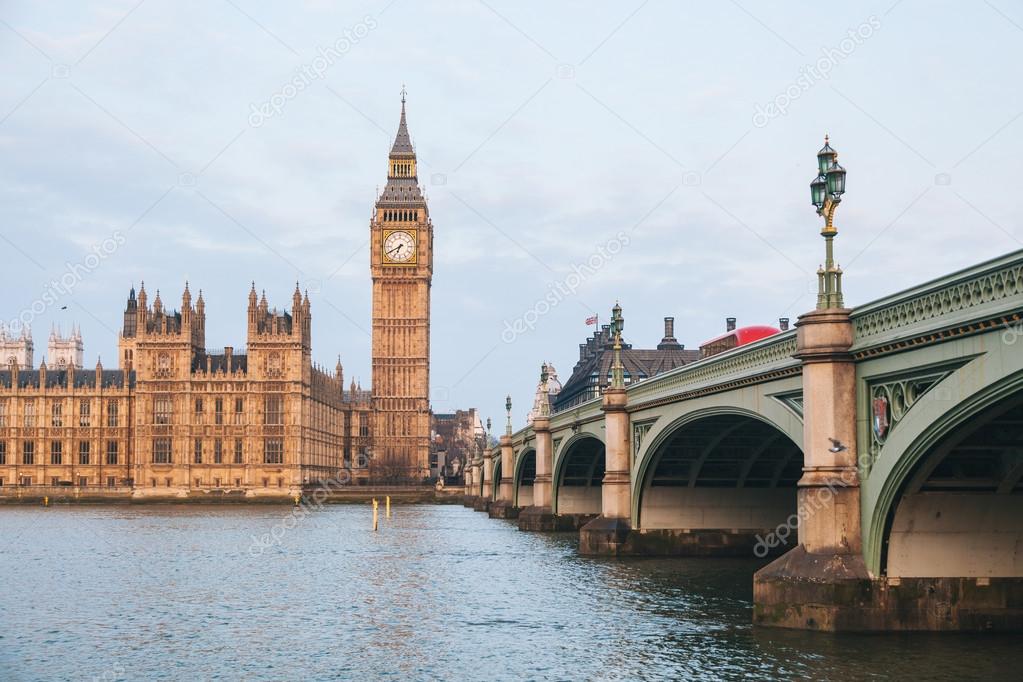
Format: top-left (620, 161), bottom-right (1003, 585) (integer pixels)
top-left (464, 248), bottom-right (1023, 632)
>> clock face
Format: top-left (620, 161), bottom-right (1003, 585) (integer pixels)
top-left (383, 230), bottom-right (416, 264)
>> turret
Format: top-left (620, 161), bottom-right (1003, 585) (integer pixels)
top-left (248, 282), bottom-right (258, 331)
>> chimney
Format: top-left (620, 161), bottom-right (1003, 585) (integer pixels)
top-left (657, 316), bottom-right (682, 350)
top-left (779, 317), bottom-right (790, 331)
top-left (726, 317), bottom-right (737, 332)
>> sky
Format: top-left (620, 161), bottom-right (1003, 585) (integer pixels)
top-left (1, 0), bottom-right (1021, 428)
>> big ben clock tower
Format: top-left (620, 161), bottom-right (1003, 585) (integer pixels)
top-left (370, 90), bottom-right (433, 480)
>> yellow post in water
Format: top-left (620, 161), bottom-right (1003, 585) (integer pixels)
top-left (372, 498), bottom-right (379, 531)
top-left (293, 494), bottom-right (301, 506)
top-left (43, 496), bottom-right (49, 507)
top-left (386, 495), bottom-right (391, 518)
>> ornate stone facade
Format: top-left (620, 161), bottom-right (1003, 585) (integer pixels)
top-left (0, 283), bottom-right (373, 496)
top-left (370, 94), bottom-right (433, 481)
top-left (0, 94), bottom-right (438, 496)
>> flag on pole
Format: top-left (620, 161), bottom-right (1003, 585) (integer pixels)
top-left (585, 315), bottom-right (598, 326)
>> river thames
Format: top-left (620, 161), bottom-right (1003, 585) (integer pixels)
top-left (1, 504), bottom-right (1019, 681)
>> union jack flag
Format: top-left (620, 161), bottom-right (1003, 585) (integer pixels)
top-left (585, 315), bottom-right (598, 325)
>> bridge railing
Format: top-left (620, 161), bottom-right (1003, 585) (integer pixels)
top-left (850, 248), bottom-right (1023, 353)
top-left (624, 329), bottom-right (799, 408)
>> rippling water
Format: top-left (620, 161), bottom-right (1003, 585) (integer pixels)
top-left (1, 504), bottom-right (1019, 681)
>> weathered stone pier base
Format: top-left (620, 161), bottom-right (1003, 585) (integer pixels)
top-left (754, 547), bottom-right (1023, 631)
top-left (580, 524), bottom-right (793, 556)
top-left (518, 506), bottom-right (576, 531)
top-left (472, 497), bottom-right (492, 513)
top-left (488, 500), bottom-right (520, 519)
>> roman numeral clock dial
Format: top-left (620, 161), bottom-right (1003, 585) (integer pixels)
top-left (383, 229), bottom-right (416, 264)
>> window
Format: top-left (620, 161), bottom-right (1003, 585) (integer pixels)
top-left (194, 438), bottom-right (203, 464)
top-left (22, 441), bottom-right (34, 465)
top-left (194, 398), bottom-right (204, 423)
top-left (234, 478), bottom-right (241, 488)
top-left (233, 439), bottom-right (243, 464)
top-left (234, 398), bottom-right (244, 424)
top-left (79, 400), bottom-right (91, 427)
top-left (264, 396), bottom-right (284, 425)
top-left (50, 441), bottom-right (62, 465)
top-left (78, 441), bottom-right (90, 465)
top-left (215, 398), bottom-right (223, 425)
top-left (263, 438), bottom-right (283, 464)
top-left (24, 401), bottom-right (35, 427)
top-left (107, 400), bottom-right (118, 427)
top-left (0, 441), bottom-right (5, 465)
top-left (51, 476), bottom-right (59, 486)
top-left (154, 397), bottom-right (172, 425)
top-left (51, 402), bottom-right (63, 427)
top-left (153, 438), bottom-right (172, 464)
top-left (214, 477), bottom-right (221, 488)
top-left (0, 399), bottom-right (7, 427)
top-left (20, 476), bottom-right (32, 486)
top-left (106, 441), bottom-right (118, 465)
top-left (214, 439), bottom-right (223, 464)
top-left (359, 413), bottom-right (369, 437)
top-left (78, 476), bottom-right (88, 487)
top-left (106, 476), bottom-right (116, 488)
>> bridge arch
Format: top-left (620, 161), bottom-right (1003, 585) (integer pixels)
top-left (632, 406), bottom-right (803, 538)
top-left (552, 433), bottom-right (605, 516)
top-left (866, 366), bottom-right (1023, 577)
top-left (513, 447), bottom-right (536, 507)
top-left (491, 457), bottom-right (502, 501)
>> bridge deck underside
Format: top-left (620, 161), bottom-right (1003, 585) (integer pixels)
top-left (641, 415), bottom-right (802, 532)
top-left (888, 396), bottom-right (1023, 577)
top-left (557, 439), bottom-right (605, 515)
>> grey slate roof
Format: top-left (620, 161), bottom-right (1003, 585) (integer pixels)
top-left (192, 353), bottom-right (248, 374)
top-left (553, 325), bottom-right (699, 411)
top-left (390, 101), bottom-right (414, 156)
top-left (0, 369), bottom-right (134, 389)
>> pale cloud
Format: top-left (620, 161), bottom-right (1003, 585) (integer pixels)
top-left (0, 0), bottom-right (1020, 424)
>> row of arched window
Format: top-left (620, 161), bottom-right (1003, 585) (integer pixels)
top-left (383, 209), bottom-right (418, 222)
top-left (392, 162), bottom-right (413, 176)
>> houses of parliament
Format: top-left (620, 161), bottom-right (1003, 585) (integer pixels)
top-left (0, 96), bottom-right (434, 496)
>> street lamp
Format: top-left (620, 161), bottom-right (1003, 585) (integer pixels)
top-left (810, 135), bottom-right (847, 309)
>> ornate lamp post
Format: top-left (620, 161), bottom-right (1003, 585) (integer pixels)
top-left (811, 135), bottom-right (848, 309)
top-left (505, 395), bottom-right (513, 436)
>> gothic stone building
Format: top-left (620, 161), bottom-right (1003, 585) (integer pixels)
top-left (0, 283), bottom-right (373, 496)
top-left (0, 96), bottom-right (436, 495)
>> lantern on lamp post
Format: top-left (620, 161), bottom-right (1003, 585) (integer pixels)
top-left (809, 135), bottom-right (848, 309)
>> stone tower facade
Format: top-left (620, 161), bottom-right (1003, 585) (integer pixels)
top-left (370, 92), bottom-right (433, 480)
top-left (0, 324), bottom-right (33, 368)
top-left (47, 325), bottom-right (84, 370)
